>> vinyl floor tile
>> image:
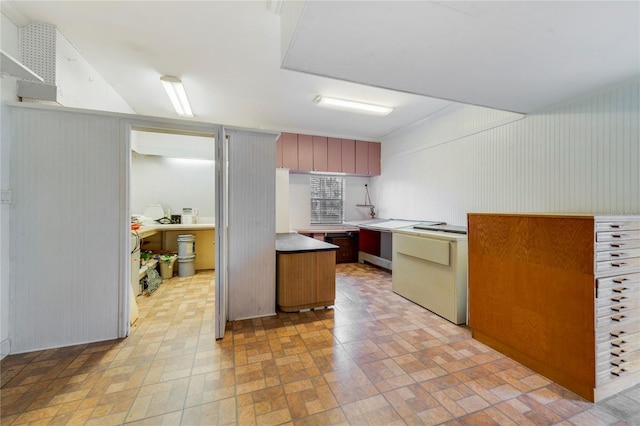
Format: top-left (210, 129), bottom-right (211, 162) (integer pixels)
top-left (1, 264), bottom-right (639, 425)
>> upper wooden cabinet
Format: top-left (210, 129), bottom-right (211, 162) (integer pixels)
top-left (312, 136), bottom-right (328, 172)
top-left (355, 140), bottom-right (381, 176)
top-left (281, 133), bottom-right (298, 170)
top-left (277, 132), bottom-right (379, 176)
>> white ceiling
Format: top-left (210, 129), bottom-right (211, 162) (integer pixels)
top-left (3, 1), bottom-right (639, 141)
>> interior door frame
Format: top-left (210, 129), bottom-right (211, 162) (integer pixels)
top-left (124, 117), bottom-right (223, 338)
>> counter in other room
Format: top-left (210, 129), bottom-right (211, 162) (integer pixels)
top-left (276, 233), bottom-right (339, 312)
top-left (134, 224), bottom-right (215, 270)
top-left (295, 225), bottom-right (360, 263)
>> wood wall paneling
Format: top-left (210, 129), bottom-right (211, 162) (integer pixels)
top-left (227, 129), bottom-right (276, 320)
top-left (281, 132), bottom-right (298, 170)
top-left (297, 134), bottom-right (313, 171)
top-left (312, 136), bottom-right (328, 172)
top-left (468, 214), bottom-right (596, 400)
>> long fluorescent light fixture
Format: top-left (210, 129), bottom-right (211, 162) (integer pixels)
top-left (160, 75), bottom-right (193, 117)
top-left (315, 95), bottom-right (393, 116)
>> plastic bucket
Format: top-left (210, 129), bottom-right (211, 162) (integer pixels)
top-left (177, 234), bottom-right (195, 256)
top-left (178, 254), bottom-right (196, 277)
top-left (159, 255), bottom-right (177, 279)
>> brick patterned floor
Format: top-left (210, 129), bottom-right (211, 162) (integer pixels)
top-left (1, 264), bottom-right (639, 425)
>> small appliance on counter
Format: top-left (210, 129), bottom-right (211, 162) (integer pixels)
top-left (181, 207), bottom-right (198, 225)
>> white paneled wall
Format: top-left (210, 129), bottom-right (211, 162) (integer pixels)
top-left (376, 79), bottom-right (640, 225)
top-left (227, 129), bottom-right (277, 320)
top-left (6, 105), bottom-right (124, 354)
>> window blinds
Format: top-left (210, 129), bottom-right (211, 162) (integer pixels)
top-left (310, 176), bottom-right (345, 224)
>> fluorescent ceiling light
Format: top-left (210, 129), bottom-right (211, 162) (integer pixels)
top-left (315, 95), bottom-right (393, 116)
top-left (160, 75), bottom-right (193, 118)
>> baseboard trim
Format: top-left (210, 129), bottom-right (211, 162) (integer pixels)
top-left (1, 338), bottom-right (10, 360)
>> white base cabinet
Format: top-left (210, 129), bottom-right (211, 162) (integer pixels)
top-left (392, 228), bottom-right (468, 324)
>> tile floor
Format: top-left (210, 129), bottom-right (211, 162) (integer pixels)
top-left (1, 263), bottom-right (639, 425)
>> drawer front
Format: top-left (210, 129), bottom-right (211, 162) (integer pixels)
top-left (596, 310), bottom-right (640, 338)
top-left (596, 257), bottom-right (640, 273)
top-left (596, 248), bottom-right (640, 261)
top-left (596, 273), bottom-right (640, 298)
top-left (596, 221), bottom-right (640, 232)
top-left (394, 233), bottom-right (450, 266)
top-left (596, 332), bottom-right (640, 353)
top-left (596, 240), bottom-right (640, 252)
top-left (596, 358), bottom-right (640, 385)
top-left (596, 298), bottom-right (640, 317)
top-left (597, 230), bottom-right (640, 242)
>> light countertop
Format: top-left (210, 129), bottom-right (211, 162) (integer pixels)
top-left (134, 223), bottom-right (215, 238)
top-left (276, 233), bottom-right (339, 253)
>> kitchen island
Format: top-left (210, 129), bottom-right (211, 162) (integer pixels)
top-left (276, 233), bottom-right (339, 312)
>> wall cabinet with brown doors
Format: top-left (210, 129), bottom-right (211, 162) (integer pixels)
top-left (277, 132), bottom-right (379, 176)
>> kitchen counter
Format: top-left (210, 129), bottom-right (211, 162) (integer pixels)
top-left (294, 225), bottom-right (359, 234)
top-left (276, 233), bottom-right (338, 253)
top-left (135, 223), bottom-right (215, 239)
top-left (276, 233), bottom-right (338, 312)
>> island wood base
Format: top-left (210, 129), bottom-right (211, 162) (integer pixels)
top-left (276, 250), bottom-right (336, 312)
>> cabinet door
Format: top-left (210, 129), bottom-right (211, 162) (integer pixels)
top-left (368, 142), bottom-right (381, 175)
top-left (327, 138), bottom-right (342, 172)
top-left (275, 134), bottom-right (283, 168)
top-left (341, 139), bottom-right (355, 173)
top-left (297, 134), bottom-right (313, 172)
top-left (312, 136), bottom-right (328, 172)
top-left (355, 140), bottom-right (369, 175)
top-left (282, 133), bottom-right (298, 170)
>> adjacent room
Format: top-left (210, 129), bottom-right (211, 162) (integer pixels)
top-left (1, 1), bottom-right (638, 425)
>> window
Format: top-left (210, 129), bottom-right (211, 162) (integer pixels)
top-left (310, 176), bottom-right (344, 224)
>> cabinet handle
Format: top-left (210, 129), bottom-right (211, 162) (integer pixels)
top-left (611, 368), bottom-right (627, 377)
top-left (611, 358), bottom-right (627, 367)
top-left (611, 314), bottom-right (626, 322)
top-left (613, 277), bottom-right (629, 284)
top-left (611, 340), bottom-right (627, 347)
top-left (611, 349), bottom-right (626, 356)
top-left (611, 305), bottom-right (627, 312)
top-left (611, 296), bottom-right (627, 302)
top-left (611, 234), bottom-right (626, 239)
top-left (610, 224), bottom-right (622, 229)
top-left (610, 330), bottom-right (626, 337)
top-left (610, 252), bottom-right (626, 257)
top-left (610, 243), bottom-right (626, 248)
top-left (611, 262), bottom-right (627, 267)
top-left (612, 287), bottom-right (629, 293)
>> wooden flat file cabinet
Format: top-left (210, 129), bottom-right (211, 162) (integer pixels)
top-left (467, 213), bottom-right (640, 402)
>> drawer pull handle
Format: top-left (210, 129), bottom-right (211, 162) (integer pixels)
top-left (610, 330), bottom-right (626, 337)
top-left (611, 349), bottom-right (626, 356)
top-left (610, 252), bottom-right (626, 257)
top-left (611, 262), bottom-right (626, 267)
top-left (612, 340), bottom-right (627, 347)
top-left (611, 305), bottom-right (627, 312)
top-left (612, 287), bottom-right (629, 293)
top-left (612, 314), bottom-right (626, 322)
top-left (610, 224), bottom-right (622, 229)
top-left (611, 359), bottom-right (627, 367)
top-left (611, 296), bottom-right (627, 302)
top-left (613, 277), bottom-right (629, 283)
top-left (611, 234), bottom-right (625, 239)
top-left (611, 368), bottom-right (627, 377)
top-left (610, 243), bottom-right (626, 248)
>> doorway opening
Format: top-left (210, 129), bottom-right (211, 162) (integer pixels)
top-left (128, 125), bottom-right (216, 330)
